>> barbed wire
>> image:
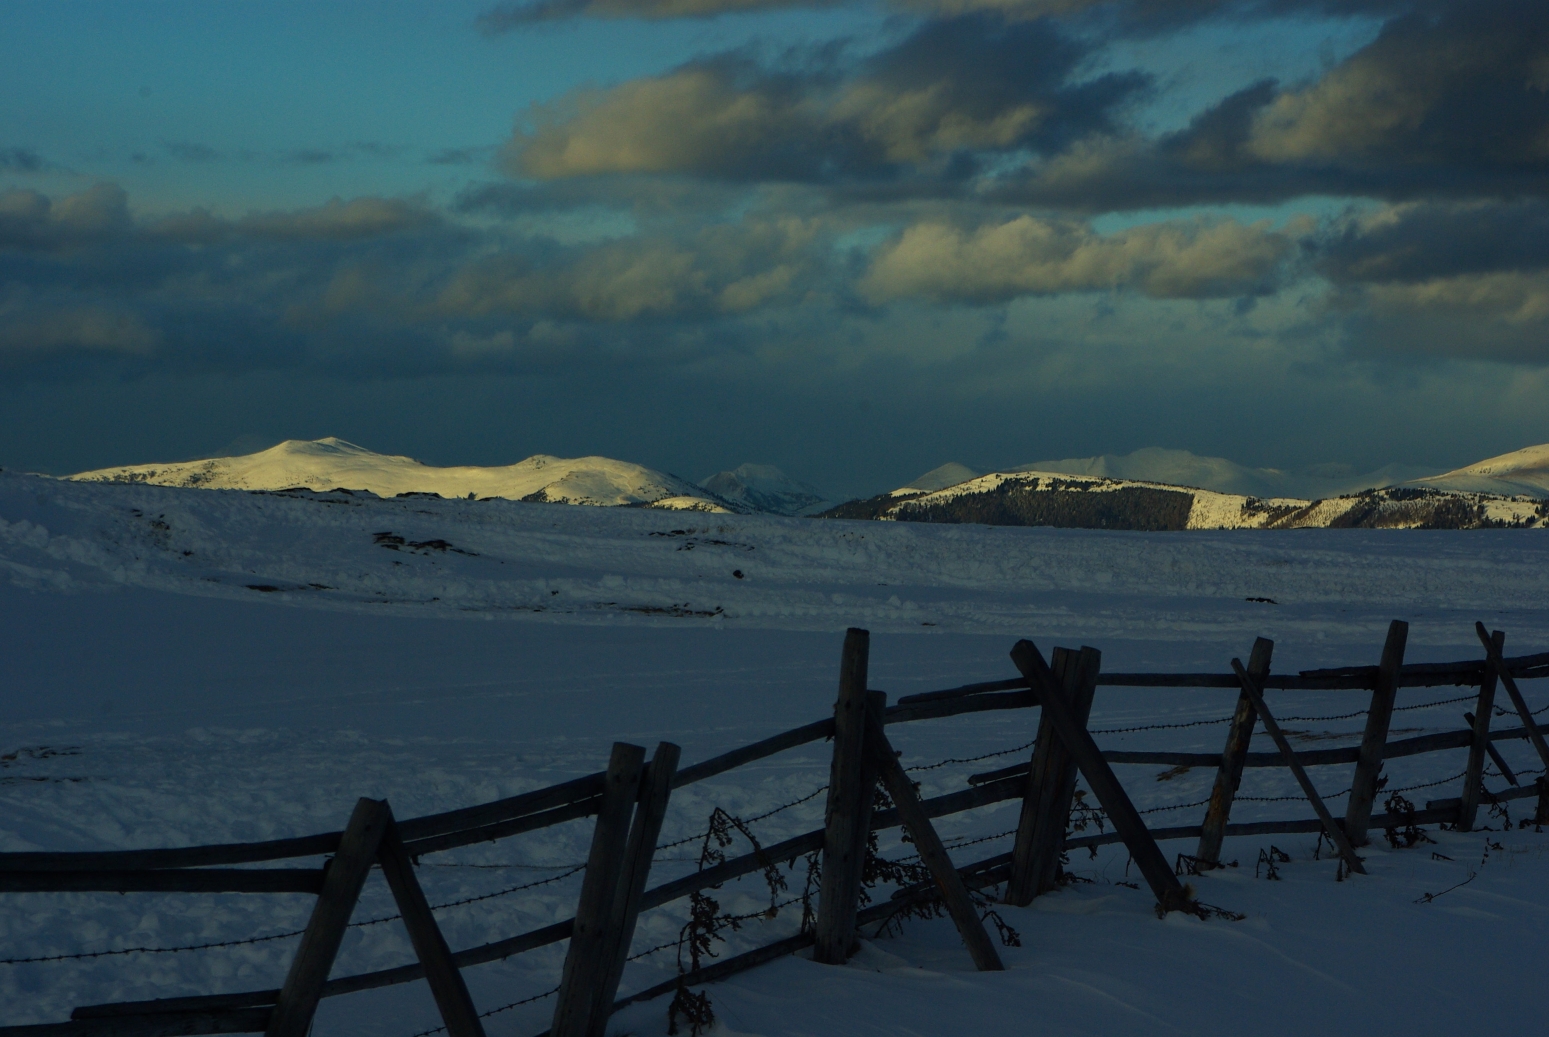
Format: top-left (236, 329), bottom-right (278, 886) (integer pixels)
top-left (907, 739), bottom-right (1038, 772)
top-left (428, 861), bottom-right (585, 870)
top-left (0, 862), bottom-right (589, 967)
top-left (1089, 717), bottom-right (1230, 736)
top-left (654, 786), bottom-right (828, 856)
top-left (410, 984), bottom-right (561, 1037)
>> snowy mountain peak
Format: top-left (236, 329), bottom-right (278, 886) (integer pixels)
top-left (897, 462), bottom-right (981, 494)
top-left (699, 463), bottom-right (832, 516)
top-left (1414, 443), bottom-right (1549, 498)
top-left (68, 438), bottom-right (731, 511)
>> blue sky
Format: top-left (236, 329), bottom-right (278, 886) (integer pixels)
top-left (3, 0), bottom-right (1547, 495)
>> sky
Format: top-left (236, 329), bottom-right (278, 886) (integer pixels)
top-left (3, 0), bottom-right (1548, 497)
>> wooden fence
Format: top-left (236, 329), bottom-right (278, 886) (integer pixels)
top-left (3, 620), bottom-right (1548, 1037)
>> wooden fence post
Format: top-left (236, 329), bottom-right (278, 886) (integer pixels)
top-left (1009, 641), bottom-right (1191, 914)
top-left (814, 628), bottom-right (877, 965)
top-left (1535, 777), bottom-right (1549, 828)
top-left (864, 696), bottom-right (1004, 971)
top-left (1458, 629), bottom-right (1505, 831)
top-left (550, 743), bottom-right (647, 1037)
top-left (378, 816), bottom-right (487, 1037)
top-left (1476, 623), bottom-right (1549, 772)
top-left (589, 741), bottom-right (681, 1037)
top-left (1230, 659), bottom-right (1365, 875)
top-left (1344, 620), bottom-right (1408, 846)
top-left (1197, 638), bottom-right (1273, 864)
top-left (1004, 645), bottom-right (1101, 905)
top-left (266, 798), bottom-right (392, 1037)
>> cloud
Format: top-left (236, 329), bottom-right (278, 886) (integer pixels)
top-left (1312, 200), bottom-right (1549, 361)
top-left (504, 16), bottom-right (1145, 184)
top-left (478, 0), bottom-right (810, 28)
top-left (476, 0), bottom-right (1415, 30)
top-left (0, 147), bottom-right (44, 172)
top-left (0, 184), bottom-right (132, 249)
top-left (162, 141), bottom-right (222, 163)
top-left (1318, 200), bottom-right (1549, 284)
top-left (234, 197), bottom-right (441, 241)
top-left (0, 308), bottom-right (161, 357)
top-left (438, 215), bottom-right (822, 320)
top-left (1001, 1), bottom-right (1549, 209)
top-left (861, 214), bottom-right (1297, 303)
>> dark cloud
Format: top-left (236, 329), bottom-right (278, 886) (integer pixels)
top-left (1001, 1), bottom-right (1549, 209)
top-left (0, 147), bottom-right (44, 172)
top-left (1310, 200), bottom-right (1549, 362)
top-left (1319, 201), bottom-right (1549, 284)
top-left (284, 148), bottom-right (339, 165)
top-left (475, 0), bottom-right (1417, 31)
top-left (161, 140), bottom-right (222, 163)
top-left (428, 147), bottom-right (487, 165)
top-left (504, 15), bottom-right (1146, 186)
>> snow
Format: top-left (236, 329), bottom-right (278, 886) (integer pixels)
top-left (895, 462), bottom-right (981, 494)
top-left (3, 472), bottom-right (1549, 1035)
top-left (870, 469), bottom-right (1545, 530)
top-left (66, 437), bottom-right (724, 510)
top-left (1013, 447), bottom-right (1441, 500)
top-left (697, 465), bottom-right (831, 517)
top-left (1416, 443), bottom-right (1549, 498)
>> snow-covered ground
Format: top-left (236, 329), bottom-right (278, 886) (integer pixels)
top-left (2, 472), bottom-right (1548, 1035)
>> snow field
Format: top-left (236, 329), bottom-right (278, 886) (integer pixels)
top-left (2, 476), bottom-right (1549, 1034)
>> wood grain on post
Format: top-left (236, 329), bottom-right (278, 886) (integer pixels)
top-left (1458, 629), bottom-right (1505, 831)
top-left (550, 742), bottom-right (646, 1037)
top-left (377, 816), bottom-right (487, 1037)
top-left (1230, 659), bottom-right (1366, 875)
top-left (1005, 646), bottom-right (1101, 905)
top-left (1344, 620), bottom-right (1408, 847)
top-left (1009, 640), bottom-right (1189, 912)
top-left (266, 797), bottom-right (391, 1037)
top-left (1197, 638), bottom-right (1273, 864)
top-left (590, 742), bottom-right (681, 1036)
top-left (864, 697), bottom-right (1004, 971)
top-left (814, 628), bottom-right (876, 965)
top-left (1476, 623), bottom-right (1549, 771)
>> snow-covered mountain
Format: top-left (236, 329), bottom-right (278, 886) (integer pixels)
top-left (1009, 447), bottom-right (1440, 500)
top-left (823, 469), bottom-right (1546, 530)
top-left (1413, 444), bottom-right (1549, 498)
top-left (896, 462), bottom-right (982, 494)
top-left (698, 464), bottom-right (832, 516)
top-left (68, 437), bottom-right (733, 511)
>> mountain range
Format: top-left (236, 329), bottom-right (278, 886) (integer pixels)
top-left (63, 438), bottom-right (1549, 529)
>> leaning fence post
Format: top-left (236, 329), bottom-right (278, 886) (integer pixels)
top-left (864, 695), bottom-right (1004, 971)
top-left (1005, 645), bottom-right (1101, 905)
top-left (1197, 638), bottom-right (1273, 864)
top-left (1230, 659), bottom-right (1366, 876)
top-left (551, 743), bottom-right (647, 1037)
top-left (1010, 640), bottom-right (1193, 914)
top-left (1476, 623), bottom-right (1549, 772)
top-left (1344, 620), bottom-right (1408, 846)
top-left (378, 813), bottom-right (487, 1037)
top-left (814, 628), bottom-right (877, 965)
top-left (589, 741), bottom-right (681, 1037)
top-left (266, 798), bottom-right (392, 1037)
top-left (1458, 629), bottom-right (1505, 831)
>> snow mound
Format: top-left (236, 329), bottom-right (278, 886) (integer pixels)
top-left (1413, 443), bottom-right (1549, 498)
top-left (67, 437), bottom-right (723, 509)
top-left (699, 464), bottom-right (831, 516)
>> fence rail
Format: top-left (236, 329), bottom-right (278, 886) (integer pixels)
top-left (4, 622), bottom-right (1547, 1037)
